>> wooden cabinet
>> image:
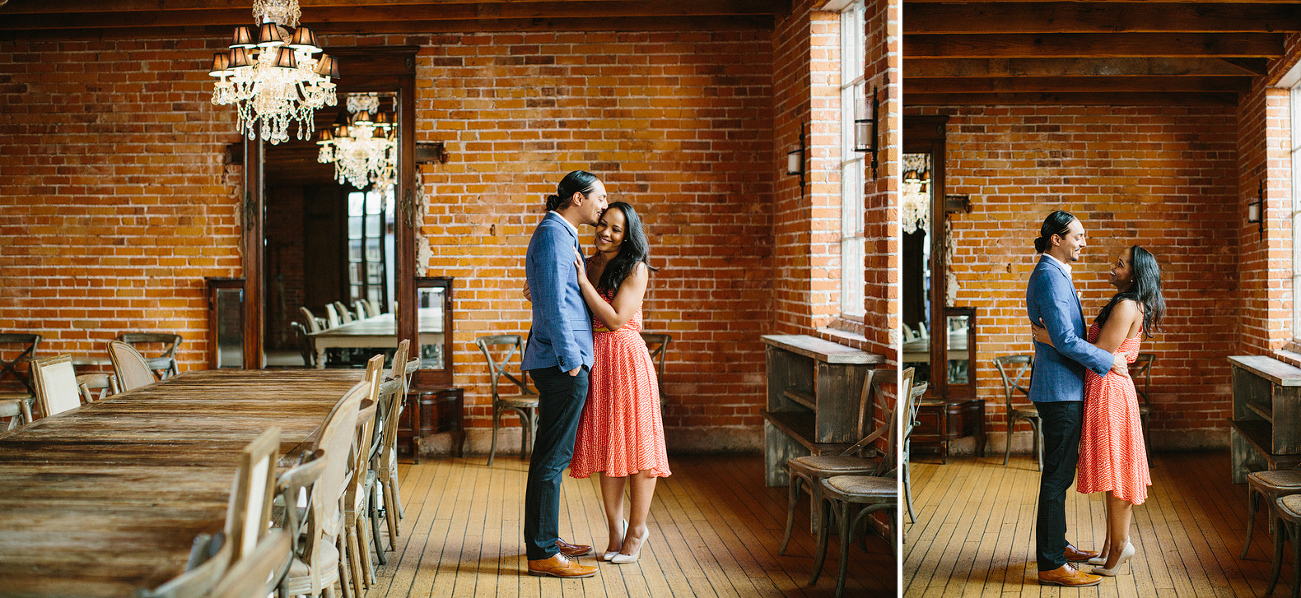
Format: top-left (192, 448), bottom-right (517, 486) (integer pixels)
top-left (398, 386), bottom-right (464, 462)
top-left (759, 335), bottom-right (884, 486)
top-left (396, 276), bottom-right (462, 462)
top-left (911, 398), bottom-right (985, 463)
top-left (1229, 355), bottom-right (1301, 483)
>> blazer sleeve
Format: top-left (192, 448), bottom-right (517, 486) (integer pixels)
top-left (526, 224), bottom-right (582, 371)
top-left (1029, 270), bottom-right (1113, 376)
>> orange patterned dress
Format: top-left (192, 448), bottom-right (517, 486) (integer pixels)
top-left (569, 288), bottom-right (671, 479)
top-left (1077, 322), bottom-right (1150, 504)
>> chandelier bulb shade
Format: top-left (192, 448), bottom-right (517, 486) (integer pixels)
top-left (209, 0), bottom-right (337, 145)
top-left (318, 93), bottom-right (397, 190)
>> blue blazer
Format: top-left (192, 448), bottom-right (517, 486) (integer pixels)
top-left (1025, 255), bottom-right (1113, 403)
top-left (522, 212), bottom-right (594, 372)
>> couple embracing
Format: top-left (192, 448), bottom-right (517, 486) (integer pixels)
top-left (1027, 211), bottom-right (1167, 587)
top-left (520, 170), bottom-right (671, 579)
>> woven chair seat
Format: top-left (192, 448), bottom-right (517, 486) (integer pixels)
top-left (1009, 405), bottom-right (1039, 418)
top-left (1250, 469), bottom-right (1301, 489)
top-left (1278, 494), bottom-right (1301, 521)
top-left (824, 475), bottom-right (897, 500)
top-left (788, 455), bottom-right (881, 476)
top-left (498, 395), bottom-right (539, 408)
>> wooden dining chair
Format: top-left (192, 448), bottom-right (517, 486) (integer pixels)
top-left (993, 354), bottom-right (1042, 470)
top-left (133, 532), bottom-right (232, 598)
top-left (362, 299), bottom-right (380, 319)
top-left (300, 306), bottom-right (326, 333)
top-left (76, 372), bottom-right (118, 403)
top-left (342, 355), bottom-right (383, 595)
top-left (207, 528), bottom-right (293, 598)
top-left (779, 368), bottom-right (892, 556)
top-left (374, 341), bottom-right (410, 551)
top-left (1131, 353), bottom-right (1155, 462)
top-left (324, 304), bottom-right (342, 329)
top-left (476, 334), bottom-right (539, 466)
top-left (116, 333), bottom-right (182, 379)
top-left (108, 340), bottom-right (158, 392)
top-left (810, 373), bottom-right (917, 598)
top-left (312, 380), bottom-right (368, 598)
top-left (31, 355), bottom-right (82, 419)
top-left (640, 332), bottom-right (671, 407)
top-left (290, 320), bottom-right (316, 368)
top-left (334, 301), bottom-right (355, 325)
top-left (1242, 466), bottom-right (1301, 559)
top-left (353, 302), bottom-right (367, 321)
top-left (276, 449), bottom-right (339, 598)
top-left (0, 333), bottom-right (40, 429)
top-left (901, 370), bottom-right (927, 523)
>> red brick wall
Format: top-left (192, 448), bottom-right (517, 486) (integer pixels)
top-left (1239, 34), bottom-right (1301, 359)
top-left (406, 30), bottom-right (776, 449)
top-left (906, 104), bottom-right (1239, 449)
top-left (0, 37), bottom-right (243, 371)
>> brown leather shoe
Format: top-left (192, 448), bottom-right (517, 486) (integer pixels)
top-left (556, 538), bottom-right (593, 557)
top-left (527, 554), bottom-right (598, 578)
top-left (1038, 564), bottom-right (1102, 587)
top-left (1064, 545), bottom-right (1101, 562)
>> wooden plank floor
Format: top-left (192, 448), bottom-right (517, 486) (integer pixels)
top-left (367, 455), bottom-right (897, 597)
top-left (904, 451), bottom-right (1290, 597)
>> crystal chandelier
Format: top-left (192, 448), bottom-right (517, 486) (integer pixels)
top-left (317, 93), bottom-right (396, 189)
top-left (208, 0), bottom-right (338, 145)
top-left (902, 153), bottom-right (931, 234)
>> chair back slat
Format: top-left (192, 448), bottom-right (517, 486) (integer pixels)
top-left (639, 332), bottom-right (671, 402)
top-left (314, 381), bottom-right (368, 532)
top-left (107, 340), bottom-right (157, 392)
top-left (353, 302), bottom-right (367, 321)
top-left (1131, 353), bottom-right (1155, 405)
top-left (476, 335), bottom-right (532, 398)
top-left (225, 427), bottom-right (280, 563)
top-left (299, 307), bottom-right (323, 334)
top-left (276, 449), bottom-right (327, 564)
top-left (32, 355), bottom-right (81, 419)
top-left (0, 333), bottom-right (41, 394)
top-left (334, 301), bottom-right (354, 324)
top-left (993, 354), bottom-right (1034, 410)
top-left (324, 304), bottom-right (341, 329)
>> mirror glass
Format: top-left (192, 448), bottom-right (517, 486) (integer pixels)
top-left (215, 287), bottom-right (244, 368)
top-left (947, 313), bottom-right (970, 385)
top-left (418, 286), bottom-right (446, 370)
top-left (901, 151), bottom-right (933, 386)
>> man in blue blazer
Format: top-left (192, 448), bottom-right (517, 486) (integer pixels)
top-left (1026, 211), bottom-right (1129, 587)
top-left (522, 171), bottom-right (606, 579)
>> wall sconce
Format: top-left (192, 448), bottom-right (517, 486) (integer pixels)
top-left (1248, 178), bottom-right (1265, 239)
top-left (854, 86), bottom-right (879, 179)
top-left (787, 123), bottom-right (806, 194)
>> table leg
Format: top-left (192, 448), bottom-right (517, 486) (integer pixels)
top-left (315, 346), bottom-right (328, 370)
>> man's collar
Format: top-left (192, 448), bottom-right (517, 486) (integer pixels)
top-left (1043, 252), bottom-right (1072, 276)
top-left (546, 210), bottom-right (579, 237)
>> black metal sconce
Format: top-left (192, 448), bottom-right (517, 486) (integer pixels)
top-left (1248, 178), bottom-right (1265, 239)
top-left (854, 86), bottom-right (879, 179)
top-left (787, 123), bottom-right (806, 194)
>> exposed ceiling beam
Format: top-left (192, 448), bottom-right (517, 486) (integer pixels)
top-left (907, 75), bottom-right (1250, 93)
top-left (904, 57), bottom-right (1263, 78)
top-left (0, 0), bottom-right (788, 29)
top-left (1, 0), bottom-right (748, 14)
top-left (905, 92), bottom-right (1240, 106)
top-left (905, 0), bottom-right (1301, 3)
top-left (905, 3), bottom-right (1301, 34)
top-left (904, 33), bottom-right (1285, 58)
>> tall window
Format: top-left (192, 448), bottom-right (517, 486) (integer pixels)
top-left (347, 187), bottom-right (394, 310)
top-left (1293, 83), bottom-right (1301, 336)
top-left (839, 1), bottom-right (867, 317)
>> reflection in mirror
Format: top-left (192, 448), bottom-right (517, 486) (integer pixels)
top-left (947, 313), bottom-right (970, 385)
top-left (216, 288), bottom-right (244, 368)
top-left (901, 152), bottom-right (934, 385)
top-left (418, 287), bottom-right (446, 370)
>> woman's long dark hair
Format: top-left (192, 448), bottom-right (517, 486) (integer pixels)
top-left (545, 170), bottom-right (599, 211)
top-left (1034, 210), bottom-right (1077, 254)
top-left (596, 201), bottom-right (657, 292)
top-left (1096, 245), bottom-right (1165, 339)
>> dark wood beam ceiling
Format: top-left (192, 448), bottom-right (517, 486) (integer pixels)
top-left (904, 1), bottom-right (1298, 107)
top-left (0, 1), bottom-right (785, 36)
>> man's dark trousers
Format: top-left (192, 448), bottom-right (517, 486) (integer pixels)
top-left (523, 364), bottom-right (589, 560)
top-left (1034, 399), bottom-right (1083, 572)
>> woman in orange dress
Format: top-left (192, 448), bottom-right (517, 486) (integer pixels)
top-left (568, 201), bottom-right (671, 564)
top-left (1034, 245), bottom-right (1165, 576)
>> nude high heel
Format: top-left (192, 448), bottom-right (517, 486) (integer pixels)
top-left (610, 527), bottom-right (650, 564)
top-left (1091, 542), bottom-right (1134, 576)
top-left (602, 519), bottom-right (627, 562)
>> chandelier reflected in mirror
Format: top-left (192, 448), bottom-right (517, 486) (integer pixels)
top-left (902, 153), bottom-right (932, 234)
top-left (318, 93), bottom-right (397, 190)
top-left (208, 0), bottom-right (338, 145)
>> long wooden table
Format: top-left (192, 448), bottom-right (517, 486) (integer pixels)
top-left (308, 311), bottom-right (443, 369)
top-left (0, 369), bottom-right (364, 598)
